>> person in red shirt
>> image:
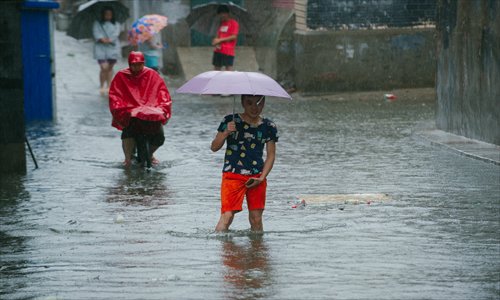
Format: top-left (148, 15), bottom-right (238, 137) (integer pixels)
top-left (212, 5), bottom-right (239, 71)
top-left (109, 51), bottom-right (172, 166)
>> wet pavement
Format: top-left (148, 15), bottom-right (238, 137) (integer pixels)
top-left (417, 129), bottom-right (500, 165)
top-left (0, 31), bottom-right (499, 299)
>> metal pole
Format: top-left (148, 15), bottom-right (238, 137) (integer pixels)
top-left (25, 136), bottom-right (38, 169)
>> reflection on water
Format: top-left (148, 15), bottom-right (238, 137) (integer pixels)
top-left (107, 169), bottom-right (174, 207)
top-left (0, 175), bottom-right (29, 295)
top-left (221, 235), bottom-right (272, 300)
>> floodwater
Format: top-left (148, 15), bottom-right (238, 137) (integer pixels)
top-left (2, 92), bottom-right (499, 299)
top-left (1, 37), bottom-right (500, 300)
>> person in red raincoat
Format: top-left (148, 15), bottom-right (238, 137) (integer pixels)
top-left (109, 51), bottom-right (172, 166)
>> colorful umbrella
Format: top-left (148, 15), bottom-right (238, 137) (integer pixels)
top-left (128, 14), bottom-right (168, 46)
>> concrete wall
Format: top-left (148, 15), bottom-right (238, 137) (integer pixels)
top-left (436, 0), bottom-right (500, 145)
top-left (247, 0), bottom-right (295, 88)
top-left (292, 0), bottom-right (437, 94)
top-left (294, 28), bottom-right (436, 93)
top-left (0, 1), bottom-right (26, 175)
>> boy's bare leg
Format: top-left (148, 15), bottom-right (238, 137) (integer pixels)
top-left (215, 211), bottom-right (235, 232)
top-left (122, 138), bottom-right (136, 166)
top-left (225, 66), bottom-right (233, 71)
top-left (249, 209), bottom-right (264, 232)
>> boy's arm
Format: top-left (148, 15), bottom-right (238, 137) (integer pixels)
top-left (246, 141), bottom-right (276, 188)
top-left (260, 141), bottom-right (276, 180)
top-left (211, 131), bottom-right (229, 152)
top-left (212, 20), bottom-right (239, 45)
top-left (211, 121), bottom-right (236, 152)
top-left (212, 35), bottom-right (237, 45)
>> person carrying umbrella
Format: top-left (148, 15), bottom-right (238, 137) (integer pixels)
top-left (212, 5), bottom-right (239, 71)
top-left (109, 51), bottom-right (172, 166)
top-left (211, 95), bottom-right (278, 232)
top-left (93, 6), bottom-right (122, 95)
top-left (128, 14), bottom-right (168, 73)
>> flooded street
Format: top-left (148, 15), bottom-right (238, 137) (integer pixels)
top-left (1, 32), bottom-right (499, 300)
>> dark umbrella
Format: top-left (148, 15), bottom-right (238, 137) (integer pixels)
top-left (67, 0), bottom-right (129, 40)
top-left (186, 1), bottom-right (254, 36)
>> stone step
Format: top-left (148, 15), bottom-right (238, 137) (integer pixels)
top-left (176, 46), bottom-right (259, 80)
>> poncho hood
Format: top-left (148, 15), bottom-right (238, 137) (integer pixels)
top-left (128, 51), bottom-right (145, 65)
top-left (109, 67), bottom-right (172, 130)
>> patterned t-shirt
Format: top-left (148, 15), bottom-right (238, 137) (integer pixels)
top-left (217, 114), bottom-right (279, 175)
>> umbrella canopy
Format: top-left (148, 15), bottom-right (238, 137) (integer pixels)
top-left (176, 71), bottom-right (292, 99)
top-left (128, 14), bottom-right (168, 46)
top-left (186, 1), bottom-right (254, 36)
top-left (67, 0), bottom-right (129, 40)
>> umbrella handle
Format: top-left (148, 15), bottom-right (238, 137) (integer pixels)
top-left (232, 96), bottom-right (238, 140)
top-left (232, 96), bottom-right (235, 121)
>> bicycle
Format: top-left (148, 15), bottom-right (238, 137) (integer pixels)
top-left (128, 118), bottom-right (163, 170)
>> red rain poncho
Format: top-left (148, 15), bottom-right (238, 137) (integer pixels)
top-left (109, 57), bottom-right (172, 130)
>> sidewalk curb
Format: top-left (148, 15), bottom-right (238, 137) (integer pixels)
top-left (415, 129), bottom-right (500, 166)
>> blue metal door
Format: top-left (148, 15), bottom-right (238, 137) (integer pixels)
top-left (21, 1), bottom-right (58, 121)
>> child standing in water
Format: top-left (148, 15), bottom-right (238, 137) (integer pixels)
top-left (211, 95), bottom-right (278, 232)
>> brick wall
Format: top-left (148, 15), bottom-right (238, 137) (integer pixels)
top-left (306, 0), bottom-right (436, 30)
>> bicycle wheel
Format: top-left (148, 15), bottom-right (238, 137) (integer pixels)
top-left (135, 135), bottom-right (148, 167)
top-left (144, 138), bottom-right (152, 169)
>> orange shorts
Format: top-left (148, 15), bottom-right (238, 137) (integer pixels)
top-left (220, 172), bottom-right (267, 213)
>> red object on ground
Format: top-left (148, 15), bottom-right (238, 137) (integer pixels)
top-left (384, 93), bottom-right (397, 101)
top-left (109, 64), bottom-right (172, 130)
top-left (292, 199), bottom-right (306, 209)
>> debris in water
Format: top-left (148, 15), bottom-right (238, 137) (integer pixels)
top-left (114, 214), bottom-right (124, 223)
top-left (292, 199), bottom-right (306, 209)
top-left (384, 93), bottom-right (397, 102)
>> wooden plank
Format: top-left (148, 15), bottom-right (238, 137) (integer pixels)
top-left (299, 193), bottom-right (391, 204)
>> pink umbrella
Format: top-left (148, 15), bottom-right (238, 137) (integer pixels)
top-left (176, 71), bottom-right (292, 99)
top-left (128, 14), bottom-right (168, 46)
